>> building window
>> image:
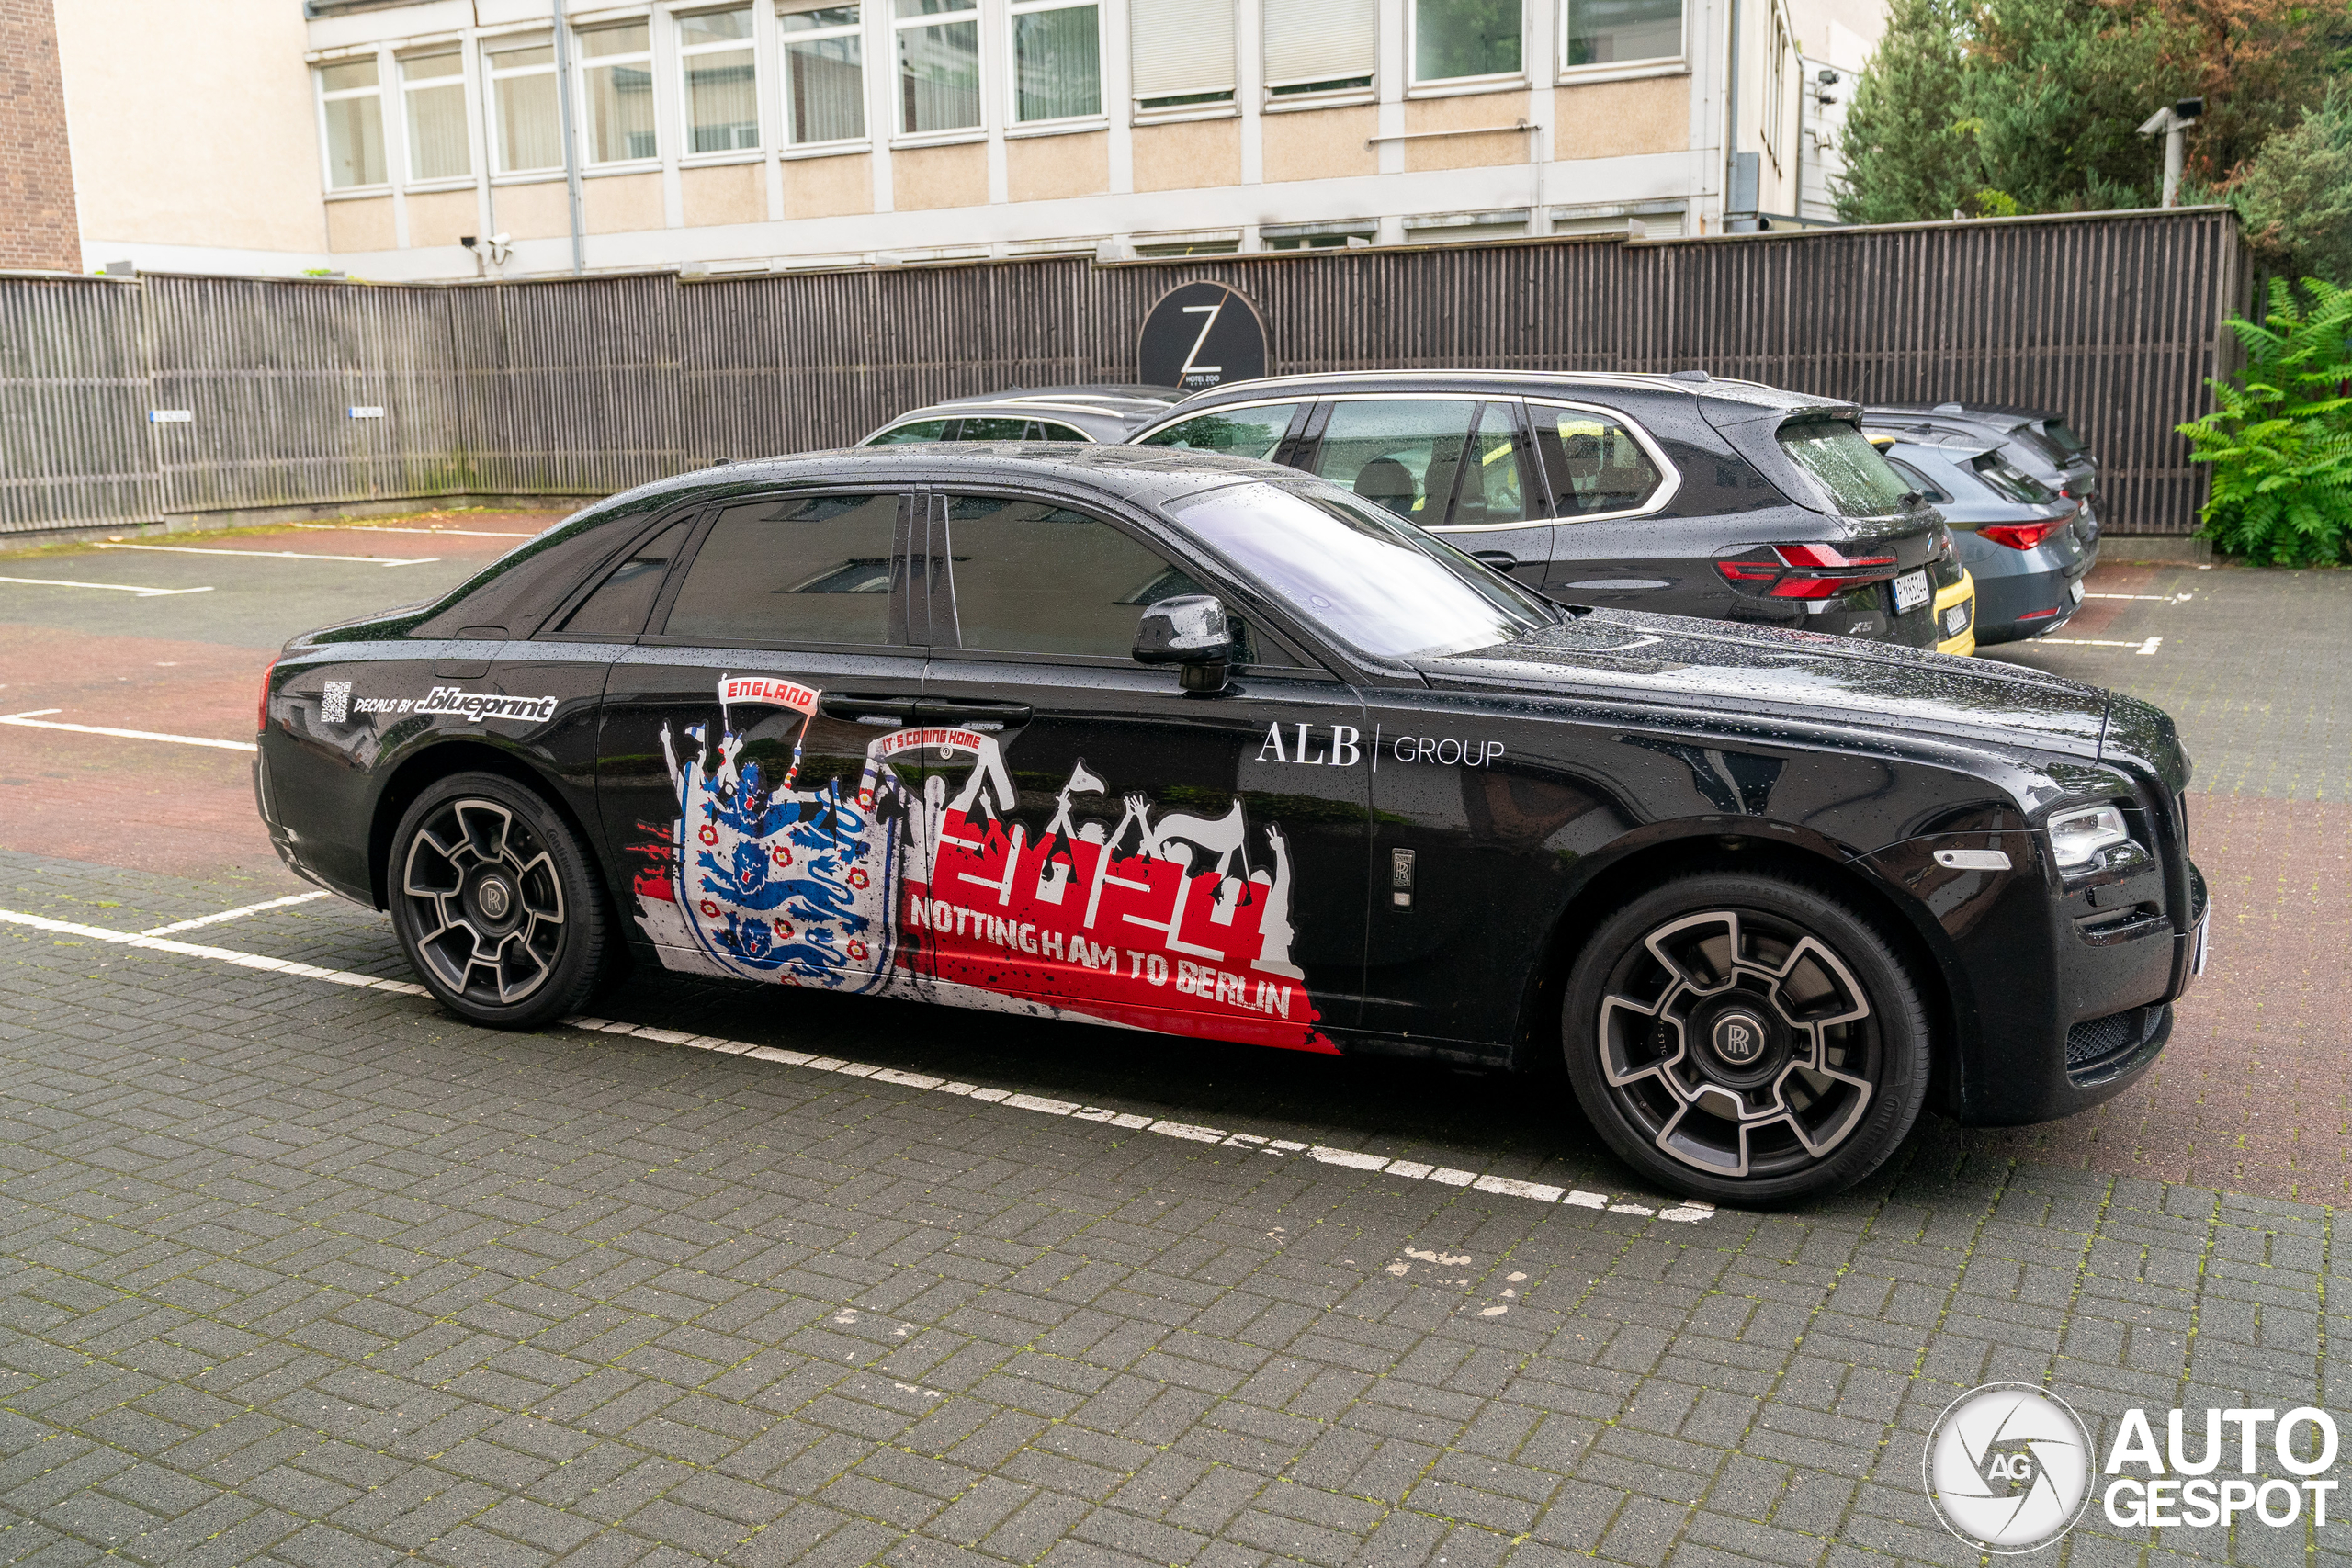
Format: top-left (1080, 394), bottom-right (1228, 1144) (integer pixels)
top-left (781, 2), bottom-right (865, 142)
top-left (896, 0), bottom-right (980, 134)
top-left (681, 8), bottom-right (759, 152)
top-left (1563, 0), bottom-right (1682, 66)
top-left (1412, 0), bottom-right (1521, 83)
top-left (401, 51), bottom-right (470, 181)
top-left (1763, 10), bottom-right (1788, 164)
top-left (580, 21), bottom-right (658, 163)
top-left (1264, 0), bottom-right (1374, 96)
top-left (319, 59), bottom-right (386, 189)
top-left (488, 37), bottom-right (562, 173)
top-left (1011, 0), bottom-right (1101, 121)
top-left (1132, 0), bottom-right (1233, 110)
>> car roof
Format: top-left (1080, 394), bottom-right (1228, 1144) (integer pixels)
top-left (601, 442), bottom-right (1296, 517)
top-left (868, 385), bottom-right (1186, 441)
top-left (1154, 367), bottom-right (1856, 417)
top-left (1861, 411), bottom-right (2025, 448)
top-left (1872, 430), bottom-right (1999, 463)
top-left (1866, 401), bottom-right (2061, 434)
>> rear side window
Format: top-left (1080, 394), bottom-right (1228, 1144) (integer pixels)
top-left (1532, 406), bottom-right (1665, 518)
top-left (1777, 420), bottom-right (1913, 516)
top-left (940, 496), bottom-right (1176, 660)
top-left (1136, 403), bottom-right (1299, 458)
top-left (1882, 457), bottom-right (1951, 505)
top-left (556, 519), bottom-right (693, 637)
top-left (1035, 421), bottom-right (1091, 441)
top-left (663, 493), bottom-right (900, 645)
top-left (868, 418), bottom-right (954, 445)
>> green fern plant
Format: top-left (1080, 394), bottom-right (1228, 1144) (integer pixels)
top-left (2178, 278), bottom-right (2352, 565)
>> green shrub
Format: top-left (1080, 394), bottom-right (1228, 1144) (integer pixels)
top-left (2178, 277), bottom-right (2352, 565)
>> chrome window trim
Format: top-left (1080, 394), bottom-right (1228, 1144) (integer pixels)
top-left (1451, 395), bottom-right (1680, 527)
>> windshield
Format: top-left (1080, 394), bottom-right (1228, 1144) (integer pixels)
top-left (1777, 419), bottom-right (1915, 515)
top-left (1163, 480), bottom-right (1555, 660)
top-left (1969, 451), bottom-right (2058, 504)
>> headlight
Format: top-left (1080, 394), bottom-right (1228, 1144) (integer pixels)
top-left (2048, 804), bottom-right (2130, 869)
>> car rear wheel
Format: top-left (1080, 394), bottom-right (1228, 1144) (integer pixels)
top-left (389, 773), bottom-right (608, 1029)
top-left (1563, 871), bottom-right (1930, 1206)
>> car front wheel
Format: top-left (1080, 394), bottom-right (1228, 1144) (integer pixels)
top-left (1563, 871), bottom-right (1930, 1206)
top-left (389, 773), bottom-right (608, 1029)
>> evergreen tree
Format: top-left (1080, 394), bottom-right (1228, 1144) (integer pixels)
top-left (1836, 0), bottom-right (1981, 222)
top-left (2230, 87), bottom-right (2352, 282)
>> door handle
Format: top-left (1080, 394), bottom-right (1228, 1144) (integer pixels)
top-left (929, 697), bottom-right (1033, 728)
top-left (819, 694), bottom-right (919, 724)
top-left (1471, 551), bottom-right (1520, 570)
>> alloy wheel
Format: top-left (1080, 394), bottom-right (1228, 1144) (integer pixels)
top-left (1594, 908), bottom-right (1882, 1179)
top-left (400, 796), bottom-right (568, 1008)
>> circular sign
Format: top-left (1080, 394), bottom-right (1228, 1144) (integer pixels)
top-left (1923, 1383), bottom-right (2094, 1553)
top-left (1137, 281), bottom-right (1268, 393)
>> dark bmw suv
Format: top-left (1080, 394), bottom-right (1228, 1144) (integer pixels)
top-left (1128, 370), bottom-right (1961, 648)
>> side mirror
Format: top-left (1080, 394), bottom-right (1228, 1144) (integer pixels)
top-left (1133, 594), bottom-right (1235, 694)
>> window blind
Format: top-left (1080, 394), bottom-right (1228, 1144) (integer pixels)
top-left (1264, 0), bottom-right (1375, 87)
top-left (1131, 0), bottom-right (1236, 99)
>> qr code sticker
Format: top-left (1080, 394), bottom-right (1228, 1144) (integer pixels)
top-left (321, 681), bottom-right (352, 725)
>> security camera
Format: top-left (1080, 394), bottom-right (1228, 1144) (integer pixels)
top-left (1817, 68), bottom-right (1839, 84)
top-left (2174, 97), bottom-right (2203, 121)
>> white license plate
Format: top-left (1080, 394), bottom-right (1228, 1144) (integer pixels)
top-left (2068, 578), bottom-right (2086, 604)
top-left (1893, 571), bottom-right (1929, 615)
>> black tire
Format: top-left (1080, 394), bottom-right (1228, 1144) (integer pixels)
top-left (388, 772), bottom-right (609, 1030)
top-left (1562, 871), bottom-right (1930, 1206)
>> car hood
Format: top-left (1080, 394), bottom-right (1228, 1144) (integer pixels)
top-left (1417, 609), bottom-right (2110, 756)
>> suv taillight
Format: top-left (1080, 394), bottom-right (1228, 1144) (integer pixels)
top-left (1980, 522), bottom-right (2057, 550)
top-left (256, 658), bottom-right (278, 734)
top-left (1714, 543), bottom-right (1901, 600)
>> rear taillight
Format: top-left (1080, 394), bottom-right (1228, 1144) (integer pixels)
top-left (1980, 522), bottom-right (2057, 550)
top-left (1714, 543), bottom-right (1901, 599)
top-left (257, 658), bottom-right (278, 734)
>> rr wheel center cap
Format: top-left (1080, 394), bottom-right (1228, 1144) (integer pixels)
top-left (1696, 1001), bottom-right (1786, 1087)
top-left (475, 876), bottom-right (514, 922)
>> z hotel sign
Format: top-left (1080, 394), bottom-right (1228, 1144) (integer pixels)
top-left (1137, 281), bottom-right (1270, 393)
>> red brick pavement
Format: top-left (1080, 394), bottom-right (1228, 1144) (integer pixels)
top-left (1965, 793), bottom-right (2352, 1203)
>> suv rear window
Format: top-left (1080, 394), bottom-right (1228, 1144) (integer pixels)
top-left (1777, 420), bottom-right (1914, 516)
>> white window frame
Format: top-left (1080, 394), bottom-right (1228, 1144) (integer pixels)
top-left (1407, 0), bottom-right (1527, 90)
top-left (677, 5), bottom-right (763, 159)
top-left (576, 17), bottom-right (662, 168)
top-left (484, 32), bottom-right (563, 176)
top-left (778, 1), bottom-right (870, 149)
top-left (1555, 0), bottom-right (1688, 80)
top-left (1131, 0), bottom-right (1237, 114)
top-left (1761, 6), bottom-right (1790, 172)
top-left (1262, 0), bottom-right (1375, 101)
top-left (1006, 0), bottom-right (1106, 127)
top-left (316, 53), bottom-right (390, 193)
top-left (892, 0), bottom-right (985, 141)
top-left (398, 47), bottom-right (474, 188)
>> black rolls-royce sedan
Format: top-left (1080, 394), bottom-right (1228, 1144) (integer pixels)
top-left (1128, 369), bottom-right (1968, 649)
top-left (254, 446), bottom-right (2207, 1204)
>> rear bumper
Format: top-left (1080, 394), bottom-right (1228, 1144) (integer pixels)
top-left (1973, 558), bottom-right (2087, 643)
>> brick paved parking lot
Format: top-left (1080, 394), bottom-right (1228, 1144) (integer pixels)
top-left (0, 527), bottom-right (2346, 1566)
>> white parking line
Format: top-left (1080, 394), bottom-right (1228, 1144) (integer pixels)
top-left (293, 524), bottom-right (536, 538)
top-left (141, 891), bottom-right (332, 936)
top-left (558, 1015), bottom-right (1710, 1219)
top-left (2085, 592), bottom-right (2193, 603)
top-left (0, 575), bottom-right (214, 597)
top-left (2036, 637), bottom-right (2164, 655)
top-left (0, 709), bottom-right (258, 751)
top-left (96, 543), bottom-right (438, 567)
top-left (0, 902), bottom-right (1711, 1223)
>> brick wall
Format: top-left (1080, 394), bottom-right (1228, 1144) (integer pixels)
top-left (0, 0), bottom-right (78, 273)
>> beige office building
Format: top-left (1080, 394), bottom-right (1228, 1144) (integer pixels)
top-left (47, 0), bottom-right (1883, 281)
